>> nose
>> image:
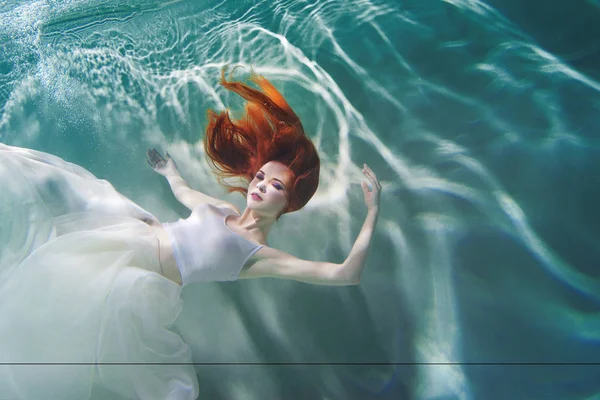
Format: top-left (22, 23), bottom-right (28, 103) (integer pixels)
top-left (257, 182), bottom-right (266, 193)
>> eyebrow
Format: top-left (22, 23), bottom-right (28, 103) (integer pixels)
top-left (258, 170), bottom-right (286, 186)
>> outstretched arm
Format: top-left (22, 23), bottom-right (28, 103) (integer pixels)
top-left (238, 163), bottom-right (381, 286)
top-left (146, 149), bottom-right (240, 213)
top-left (238, 208), bottom-right (378, 285)
top-left (338, 206), bottom-right (379, 283)
top-left (238, 246), bottom-right (350, 285)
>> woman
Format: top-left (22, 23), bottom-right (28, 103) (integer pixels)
top-left (146, 151), bottom-right (380, 287)
top-left (0, 68), bottom-right (381, 400)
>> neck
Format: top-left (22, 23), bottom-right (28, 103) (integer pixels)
top-left (235, 207), bottom-right (276, 243)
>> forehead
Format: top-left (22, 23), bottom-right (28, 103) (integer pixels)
top-left (259, 161), bottom-right (291, 182)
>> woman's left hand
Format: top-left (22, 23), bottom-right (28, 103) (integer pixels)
top-left (146, 149), bottom-right (179, 177)
top-left (361, 163), bottom-right (381, 211)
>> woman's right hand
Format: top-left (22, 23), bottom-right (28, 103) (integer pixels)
top-left (146, 148), bottom-right (178, 177)
top-left (361, 163), bottom-right (381, 211)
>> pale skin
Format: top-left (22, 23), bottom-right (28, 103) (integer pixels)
top-left (145, 149), bottom-right (382, 286)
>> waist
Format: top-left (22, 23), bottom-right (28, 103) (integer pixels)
top-left (145, 220), bottom-right (183, 286)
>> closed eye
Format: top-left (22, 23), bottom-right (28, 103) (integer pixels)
top-left (256, 173), bottom-right (284, 191)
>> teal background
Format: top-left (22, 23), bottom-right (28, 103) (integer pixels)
top-left (1, 1), bottom-right (599, 399)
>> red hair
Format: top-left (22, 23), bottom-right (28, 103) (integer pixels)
top-left (203, 67), bottom-right (320, 217)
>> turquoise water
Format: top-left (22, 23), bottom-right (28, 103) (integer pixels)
top-left (1, 1), bottom-right (599, 399)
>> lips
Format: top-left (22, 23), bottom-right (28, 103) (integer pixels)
top-left (251, 192), bottom-right (263, 201)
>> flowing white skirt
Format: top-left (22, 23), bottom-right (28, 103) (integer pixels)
top-left (0, 144), bottom-right (199, 399)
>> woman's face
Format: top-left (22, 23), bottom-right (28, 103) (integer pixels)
top-left (247, 161), bottom-right (291, 217)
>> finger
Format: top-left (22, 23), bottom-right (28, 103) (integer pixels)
top-left (364, 164), bottom-right (377, 179)
top-left (148, 149), bottom-right (158, 163)
top-left (363, 166), bottom-right (381, 190)
top-left (151, 149), bottom-right (164, 163)
top-left (146, 149), bottom-right (155, 162)
top-left (363, 164), bottom-right (378, 181)
top-left (165, 151), bottom-right (171, 160)
top-left (361, 180), bottom-right (370, 193)
top-left (362, 168), bottom-right (377, 188)
top-left (366, 172), bottom-right (380, 190)
top-left (151, 152), bottom-right (164, 167)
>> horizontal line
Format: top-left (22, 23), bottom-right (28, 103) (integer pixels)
top-left (1, 362), bottom-right (599, 366)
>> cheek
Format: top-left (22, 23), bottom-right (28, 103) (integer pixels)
top-left (278, 191), bottom-right (290, 207)
top-left (268, 190), bottom-right (287, 204)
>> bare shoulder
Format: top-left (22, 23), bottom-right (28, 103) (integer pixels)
top-left (214, 201), bottom-right (241, 215)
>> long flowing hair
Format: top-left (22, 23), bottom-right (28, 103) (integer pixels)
top-left (203, 67), bottom-right (320, 218)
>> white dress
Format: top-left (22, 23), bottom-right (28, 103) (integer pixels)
top-left (0, 143), bottom-right (199, 399)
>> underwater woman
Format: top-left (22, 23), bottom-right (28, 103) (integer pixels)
top-left (0, 67), bottom-right (381, 399)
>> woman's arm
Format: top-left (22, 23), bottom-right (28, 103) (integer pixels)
top-left (239, 206), bottom-right (378, 285)
top-left (239, 163), bottom-right (382, 286)
top-left (337, 206), bottom-right (379, 283)
top-left (146, 149), bottom-right (240, 213)
top-left (237, 246), bottom-right (351, 285)
top-left (338, 163), bottom-right (381, 282)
